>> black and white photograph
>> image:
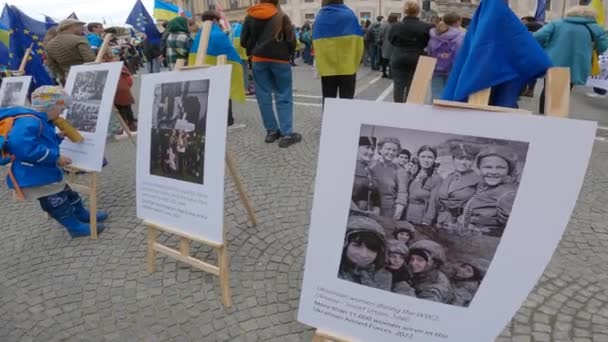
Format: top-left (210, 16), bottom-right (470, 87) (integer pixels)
top-left (338, 124), bottom-right (529, 307)
top-left (150, 79), bottom-right (209, 185)
top-left (0, 82), bottom-right (24, 107)
top-left (65, 70), bottom-right (109, 133)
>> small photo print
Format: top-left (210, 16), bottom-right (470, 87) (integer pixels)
top-left (66, 70), bottom-right (109, 133)
top-left (150, 79), bottom-right (209, 185)
top-left (0, 82), bottom-right (24, 107)
top-left (338, 124), bottom-right (529, 307)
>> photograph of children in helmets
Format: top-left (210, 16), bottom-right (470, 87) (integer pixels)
top-left (339, 124), bottom-right (529, 307)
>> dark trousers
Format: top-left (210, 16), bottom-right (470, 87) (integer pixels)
top-left (381, 58), bottom-right (390, 76)
top-left (392, 64), bottom-right (417, 103)
top-left (115, 104), bottom-right (136, 124)
top-left (38, 186), bottom-right (81, 219)
top-left (321, 74), bottom-right (357, 102)
top-left (538, 83), bottom-right (574, 114)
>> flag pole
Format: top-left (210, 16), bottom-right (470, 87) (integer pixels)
top-left (16, 43), bottom-right (34, 75)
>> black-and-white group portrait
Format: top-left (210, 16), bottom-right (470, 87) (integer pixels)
top-left (150, 79), bottom-right (209, 185)
top-left (338, 124), bottom-right (529, 307)
top-left (0, 82), bottom-right (24, 107)
top-left (66, 70), bottom-right (108, 133)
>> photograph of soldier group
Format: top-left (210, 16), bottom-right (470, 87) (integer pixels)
top-left (66, 70), bottom-right (108, 133)
top-left (0, 81), bottom-right (24, 107)
top-left (339, 125), bottom-right (529, 307)
top-left (150, 79), bottom-right (209, 185)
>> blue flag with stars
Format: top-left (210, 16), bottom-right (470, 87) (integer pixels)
top-left (126, 0), bottom-right (161, 45)
top-left (1, 5), bottom-right (55, 91)
top-left (44, 15), bottom-right (57, 30)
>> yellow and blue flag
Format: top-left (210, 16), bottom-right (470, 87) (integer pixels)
top-left (230, 22), bottom-right (247, 61)
top-left (154, 0), bottom-right (191, 21)
top-left (1, 5), bottom-right (54, 90)
top-left (127, 0), bottom-right (161, 45)
top-left (590, 0), bottom-right (605, 26)
top-left (312, 4), bottom-right (364, 77)
top-left (0, 22), bottom-right (9, 67)
top-left (189, 23), bottom-right (245, 102)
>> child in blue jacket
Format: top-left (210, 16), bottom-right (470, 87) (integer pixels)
top-left (1, 86), bottom-right (108, 237)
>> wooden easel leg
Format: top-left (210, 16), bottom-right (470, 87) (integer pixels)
top-left (225, 151), bottom-right (258, 226)
top-left (89, 173), bottom-right (98, 240)
top-left (312, 330), bottom-right (352, 342)
top-left (179, 237), bottom-right (191, 267)
top-left (147, 226), bottom-right (158, 273)
top-left (218, 244), bottom-right (232, 308)
top-left (113, 110), bottom-right (136, 146)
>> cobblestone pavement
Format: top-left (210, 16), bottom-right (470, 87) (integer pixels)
top-left (1, 65), bottom-right (608, 342)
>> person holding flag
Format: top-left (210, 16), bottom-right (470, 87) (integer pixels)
top-left (230, 21), bottom-right (252, 95)
top-left (189, 11), bottom-right (246, 126)
top-left (127, 0), bottom-right (163, 73)
top-left (312, 0), bottom-right (364, 102)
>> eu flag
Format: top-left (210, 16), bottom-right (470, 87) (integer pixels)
top-left (44, 15), bottom-right (57, 30)
top-left (1, 5), bottom-right (55, 91)
top-left (127, 0), bottom-right (161, 45)
top-left (0, 22), bottom-right (9, 68)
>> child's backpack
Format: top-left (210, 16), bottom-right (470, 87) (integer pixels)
top-left (432, 38), bottom-right (458, 74)
top-left (0, 114), bottom-right (42, 165)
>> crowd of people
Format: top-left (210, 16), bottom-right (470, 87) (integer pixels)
top-left (341, 134), bottom-right (524, 306)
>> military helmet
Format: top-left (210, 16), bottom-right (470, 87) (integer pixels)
top-left (409, 239), bottom-right (446, 265)
top-left (475, 145), bottom-right (518, 176)
top-left (459, 256), bottom-right (491, 279)
top-left (393, 220), bottom-right (416, 239)
top-left (346, 216), bottom-right (387, 244)
top-left (387, 240), bottom-right (409, 256)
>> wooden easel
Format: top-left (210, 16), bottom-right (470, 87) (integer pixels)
top-left (145, 21), bottom-right (258, 308)
top-left (311, 56), bottom-right (571, 342)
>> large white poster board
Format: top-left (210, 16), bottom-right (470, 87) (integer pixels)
top-left (298, 99), bottom-right (596, 341)
top-left (586, 51), bottom-right (608, 90)
top-left (61, 62), bottom-right (122, 171)
top-left (136, 65), bottom-right (231, 244)
top-left (0, 76), bottom-right (32, 107)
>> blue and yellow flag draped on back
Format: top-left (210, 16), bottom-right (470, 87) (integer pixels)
top-left (1, 5), bottom-right (54, 91)
top-left (230, 22), bottom-right (247, 61)
top-left (312, 4), bottom-right (364, 77)
top-left (189, 23), bottom-right (245, 102)
top-left (154, 0), bottom-right (191, 21)
top-left (0, 22), bottom-right (9, 68)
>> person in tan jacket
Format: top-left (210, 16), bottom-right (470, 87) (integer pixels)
top-left (44, 19), bottom-right (96, 85)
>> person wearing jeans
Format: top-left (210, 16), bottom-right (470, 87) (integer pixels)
top-left (241, 0), bottom-right (301, 147)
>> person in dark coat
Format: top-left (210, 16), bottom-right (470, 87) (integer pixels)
top-left (351, 137), bottom-right (382, 216)
top-left (339, 216), bottom-right (393, 291)
top-left (388, 1), bottom-right (432, 102)
top-left (424, 143), bottom-right (481, 227)
top-left (143, 36), bottom-right (162, 73)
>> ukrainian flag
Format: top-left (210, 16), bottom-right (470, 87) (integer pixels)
top-left (189, 23), bottom-right (245, 102)
top-left (590, 0), bottom-right (605, 26)
top-left (230, 22), bottom-right (247, 61)
top-left (0, 22), bottom-right (8, 67)
top-left (312, 4), bottom-right (364, 77)
top-left (154, 0), bottom-right (191, 21)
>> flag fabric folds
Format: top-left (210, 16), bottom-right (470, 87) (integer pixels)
top-left (534, 0), bottom-right (546, 22)
top-left (189, 23), bottom-right (245, 102)
top-left (441, 0), bottom-right (552, 108)
top-left (127, 0), bottom-right (161, 45)
top-left (44, 15), bottom-right (57, 30)
top-left (154, 0), bottom-right (191, 21)
top-left (312, 4), bottom-right (364, 77)
top-left (230, 22), bottom-right (247, 60)
top-left (0, 22), bottom-right (9, 67)
top-left (1, 5), bottom-right (55, 91)
top-left (590, 0), bottom-right (605, 26)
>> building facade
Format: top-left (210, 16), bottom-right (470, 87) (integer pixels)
top-left (185, 0), bottom-right (602, 27)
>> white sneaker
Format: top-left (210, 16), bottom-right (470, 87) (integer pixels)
top-left (586, 92), bottom-right (607, 98)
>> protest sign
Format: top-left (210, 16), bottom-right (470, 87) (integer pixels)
top-left (586, 51), bottom-right (608, 90)
top-left (61, 61), bottom-right (122, 171)
top-left (136, 65), bottom-right (230, 244)
top-left (0, 75), bottom-right (31, 107)
top-left (298, 98), bottom-right (596, 342)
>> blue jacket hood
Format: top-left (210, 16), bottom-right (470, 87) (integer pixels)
top-left (441, 0), bottom-right (552, 108)
top-left (0, 107), bottom-right (49, 122)
top-left (563, 16), bottom-right (597, 24)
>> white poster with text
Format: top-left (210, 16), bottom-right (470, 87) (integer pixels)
top-left (298, 99), bottom-right (596, 341)
top-left (61, 61), bottom-right (122, 171)
top-left (136, 65), bottom-right (231, 244)
top-left (0, 75), bottom-right (32, 107)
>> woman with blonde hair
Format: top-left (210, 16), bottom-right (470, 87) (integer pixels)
top-left (388, 1), bottom-right (432, 102)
